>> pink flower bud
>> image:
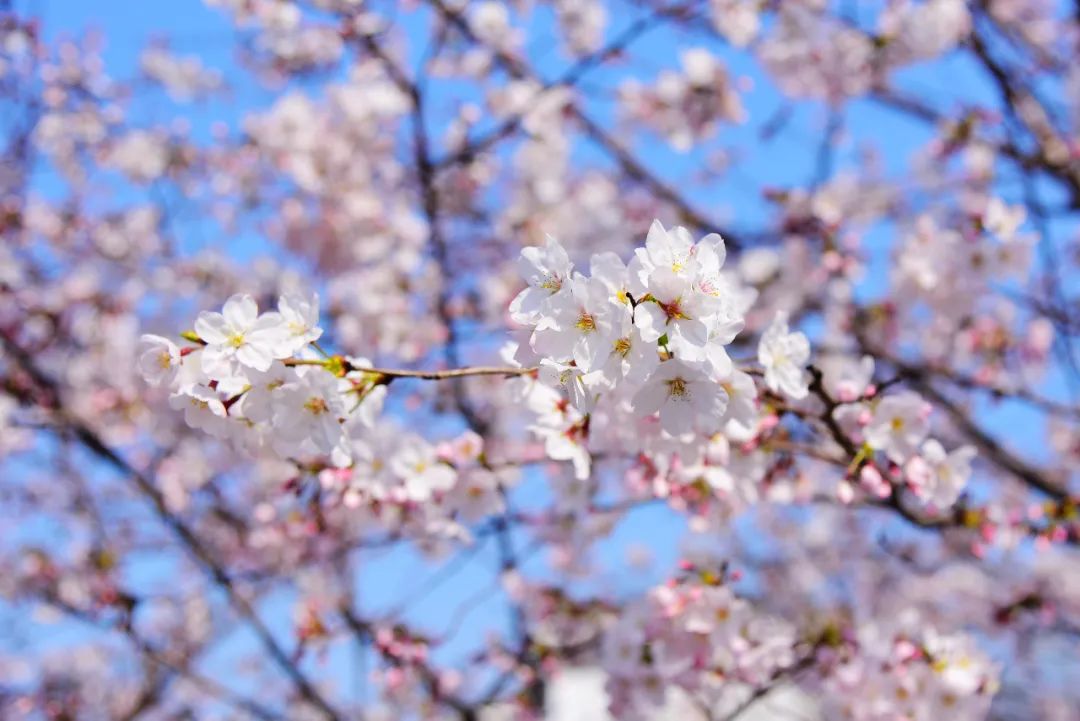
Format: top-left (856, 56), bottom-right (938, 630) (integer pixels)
top-left (859, 464), bottom-right (890, 498)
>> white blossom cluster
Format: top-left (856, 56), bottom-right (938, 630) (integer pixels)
top-left (896, 199), bottom-right (1034, 330)
top-left (140, 220), bottom-right (978, 516)
top-left (601, 575), bottom-right (798, 720)
top-left (619, 49), bottom-right (746, 152)
top-left (140, 46), bottom-right (224, 101)
top-left (104, 130), bottom-right (172, 183)
top-left (138, 294), bottom-right (515, 513)
top-left (816, 613), bottom-right (1000, 721)
top-left (139, 293), bottom-right (384, 468)
top-left (507, 221), bottom-right (792, 479)
top-left (324, 426), bottom-right (508, 516)
top-left (600, 576), bottom-right (999, 721)
top-left (822, 355), bottom-right (977, 509)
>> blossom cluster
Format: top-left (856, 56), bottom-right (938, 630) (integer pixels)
top-left (600, 571), bottom-right (999, 721)
top-left (142, 220), bottom-right (980, 519)
top-left (820, 355), bottom-right (977, 509)
top-left (140, 45), bottom-right (223, 101)
top-left (619, 49), bottom-right (746, 152)
top-left (139, 292), bottom-right (384, 467)
top-left (506, 221), bottom-right (777, 479)
top-left (815, 613), bottom-right (1000, 721)
top-left (601, 571), bottom-right (797, 720)
top-left (896, 199), bottom-right (1035, 334)
top-left (317, 426), bottom-right (510, 523)
top-left (139, 294), bottom-right (520, 526)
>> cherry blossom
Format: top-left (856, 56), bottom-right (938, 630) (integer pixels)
top-left (271, 368), bottom-right (349, 459)
top-left (905, 439), bottom-right (978, 509)
top-left (136, 333), bottom-right (181, 387)
top-left (632, 359), bottom-right (728, 436)
top-left (531, 276), bottom-right (618, 372)
top-left (758, 311), bottom-right (811, 400)
top-left (509, 235), bottom-right (575, 324)
top-left (865, 391), bottom-right (932, 463)
top-left (194, 293), bottom-right (292, 375)
top-left (390, 436), bottom-right (458, 502)
top-left (278, 292), bottom-right (323, 354)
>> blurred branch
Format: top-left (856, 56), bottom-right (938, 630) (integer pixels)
top-left (0, 331), bottom-right (343, 721)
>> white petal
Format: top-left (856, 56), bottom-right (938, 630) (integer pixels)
top-left (223, 294), bottom-right (258, 330)
top-left (632, 378), bottom-right (667, 416)
top-left (660, 403), bottom-right (694, 436)
top-left (194, 312), bottom-right (229, 344)
top-left (645, 220), bottom-right (672, 267)
top-left (236, 343), bottom-right (274, 372)
top-left (634, 303), bottom-right (667, 342)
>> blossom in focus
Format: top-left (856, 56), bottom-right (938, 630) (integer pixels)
top-left (137, 334), bottom-right (181, 387)
top-left (509, 235), bottom-right (574, 324)
top-left (195, 293), bottom-right (290, 375)
top-left (271, 369), bottom-right (348, 458)
top-left (632, 359), bottom-right (728, 436)
top-left (531, 275), bottom-right (618, 372)
top-left (277, 292), bottom-right (323, 355)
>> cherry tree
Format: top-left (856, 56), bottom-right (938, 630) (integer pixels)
top-left (2, 0), bottom-right (1079, 719)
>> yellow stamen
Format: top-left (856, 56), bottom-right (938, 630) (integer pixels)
top-left (540, 275), bottom-right (562, 292)
top-left (660, 297), bottom-right (689, 321)
top-left (666, 377), bottom-right (689, 399)
top-left (304, 397), bottom-right (329, 415)
top-left (575, 312), bottom-right (597, 332)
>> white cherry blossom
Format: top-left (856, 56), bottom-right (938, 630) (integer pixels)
top-left (137, 334), bottom-right (181, 387)
top-left (865, 390), bottom-right (931, 463)
top-left (390, 437), bottom-right (458, 501)
top-left (277, 292), bottom-right (323, 354)
top-left (632, 359), bottom-right (728, 436)
top-left (599, 318), bottom-right (659, 387)
top-left (633, 267), bottom-right (718, 362)
top-left (168, 385), bottom-right (228, 435)
top-left (629, 220), bottom-right (699, 290)
top-left (719, 368), bottom-right (758, 439)
top-left (530, 275), bottom-right (618, 372)
top-left (195, 293), bottom-right (290, 375)
top-left (822, 354), bottom-right (875, 402)
top-left (905, 439), bottom-right (977, 508)
top-left (537, 358), bottom-right (607, 413)
top-left (508, 234), bottom-right (574, 323)
top-left (757, 311), bottom-right (811, 399)
top-left (271, 369), bottom-right (348, 457)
